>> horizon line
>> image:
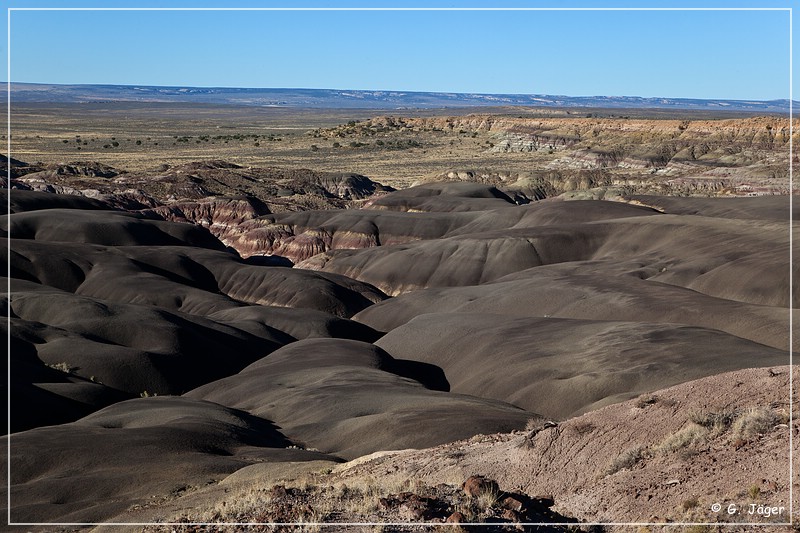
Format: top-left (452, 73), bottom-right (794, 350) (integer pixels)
top-left (6, 81), bottom-right (796, 104)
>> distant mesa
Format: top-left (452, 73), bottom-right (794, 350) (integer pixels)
top-left (9, 82), bottom-right (796, 112)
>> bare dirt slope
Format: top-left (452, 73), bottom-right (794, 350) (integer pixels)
top-left (88, 366), bottom-right (795, 532)
top-left (325, 365), bottom-right (797, 529)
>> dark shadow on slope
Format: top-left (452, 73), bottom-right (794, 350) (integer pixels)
top-left (389, 359), bottom-right (450, 392)
top-left (243, 254), bottom-right (294, 268)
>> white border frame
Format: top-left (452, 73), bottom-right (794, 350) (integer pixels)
top-left (5, 5), bottom-right (795, 529)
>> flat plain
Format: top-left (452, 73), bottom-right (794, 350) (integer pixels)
top-left (4, 102), bottom-right (798, 532)
top-left (8, 102), bottom-right (791, 191)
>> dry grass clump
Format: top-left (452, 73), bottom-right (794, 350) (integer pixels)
top-left (687, 405), bottom-right (787, 441)
top-left (286, 473), bottom-right (420, 520)
top-left (654, 422), bottom-right (709, 455)
top-left (681, 496), bottom-right (700, 511)
top-left (634, 394), bottom-right (676, 409)
top-left (653, 406), bottom-right (787, 461)
top-left (183, 485), bottom-right (278, 524)
top-left (570, 420), bottom-right (596, 435)
top-left (635, 394), bottom-right (659, 409)
top-left (606, 445), bottom-right (648, 475)
top-left (473, 486), bottom-right (501, 512)
top-left (645, 404), bottom-right (789, 468)
top-left (295, 502), bottom-right (330, 533)
top-left (730, 407), bottom-right (788, 441)
top-left (688, 408), bottom-right (740, 432)
top-left (524, 417), bottom-right (541, 432)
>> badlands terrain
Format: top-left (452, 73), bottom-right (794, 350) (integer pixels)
top-left (3, 104), bottom-right (798, 531)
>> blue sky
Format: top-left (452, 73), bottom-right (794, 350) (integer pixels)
top-left (2, 0), bottom-right (796, 101)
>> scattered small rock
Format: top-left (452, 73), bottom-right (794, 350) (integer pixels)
top-left (501, 495), bottom-right (524, 512)
top-left (380, 491), bottom-right (436, 521)
top-left (463, 475), bottom-right (500, 498)
top-left (501, 508), bottom-right (520, 522)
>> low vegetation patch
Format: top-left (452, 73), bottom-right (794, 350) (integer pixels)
top-left (681, 496), bottom-right (700, 511)
top-left (648, 405), bottom-right (787, 463)
top-left (606, 445), bottom-right (648, 475)
top-left (570, 420), bottom-right (596, 435)
top-left (634, 394), bottom-right (659, 409)
top-left (688, 408), bottom-right (740, 432)
top-left (156, 474), bottom-right (582, 531)
top-left (731, 407), bottom-right (788, 441)
top-left (587, 403), bottom-right (787, 481)
top-left (654, 422), bottom-right (709, 455)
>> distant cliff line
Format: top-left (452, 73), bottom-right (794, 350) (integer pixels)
top-left (6, 82), bottom-right (796, 112)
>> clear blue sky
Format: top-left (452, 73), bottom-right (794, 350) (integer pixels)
top-left (2, 0), bottom-right (796, 101)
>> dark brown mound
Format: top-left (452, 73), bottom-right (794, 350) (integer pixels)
top-left (354, 262), bottom-right (790, 351)
top-left (6, 188), bottom-right (115, 213)
top-left (629, 194), bottom-right (796, 221)
top-left (298, 225), bottom-right (612, 295)
top-left (1, 154), bottom-right (40, 179)
top-left (283, 171), bottom-right (395, 200)
top-left (441, 196), bottom-right (661, 235)
top-left (187, 338), bottom-right (537, 460)
top-left (5, 208), bottom-right (226, 250)
top-left (150, 162), bottom-right (392, 202)
top-left (24, 160), bottom-right (119, 178)
top-left (232, 195), bottom-right (659, 264)
top-left (205, 305), bottom-right (381, 343)
top-left (145, 194), bottom-right (273, 225)
top-left (7, 397), bottom-right (340, 523)
top-left (9, 279), bottom-right (284, 398)
top-left (364, 181), bottom-right (516, 212)
top-left (241, 209), bottom-right (474, 263)
top-left (140, 195), bottom-right (273, 253)
top-left (303, 201), bottom-right (793, 307)
top-left (375, 313), bottom-right (789, 419)
top-left (209, 260), bottom-right (386, 317)
top-left (9, 233), bottom-right (386, 318)
top-left (7, 320), bottom-right (133, 432)
top-left (269, 208), bottom-right (476, 242)
top-left (107, 161), bottom-right (394, 209)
